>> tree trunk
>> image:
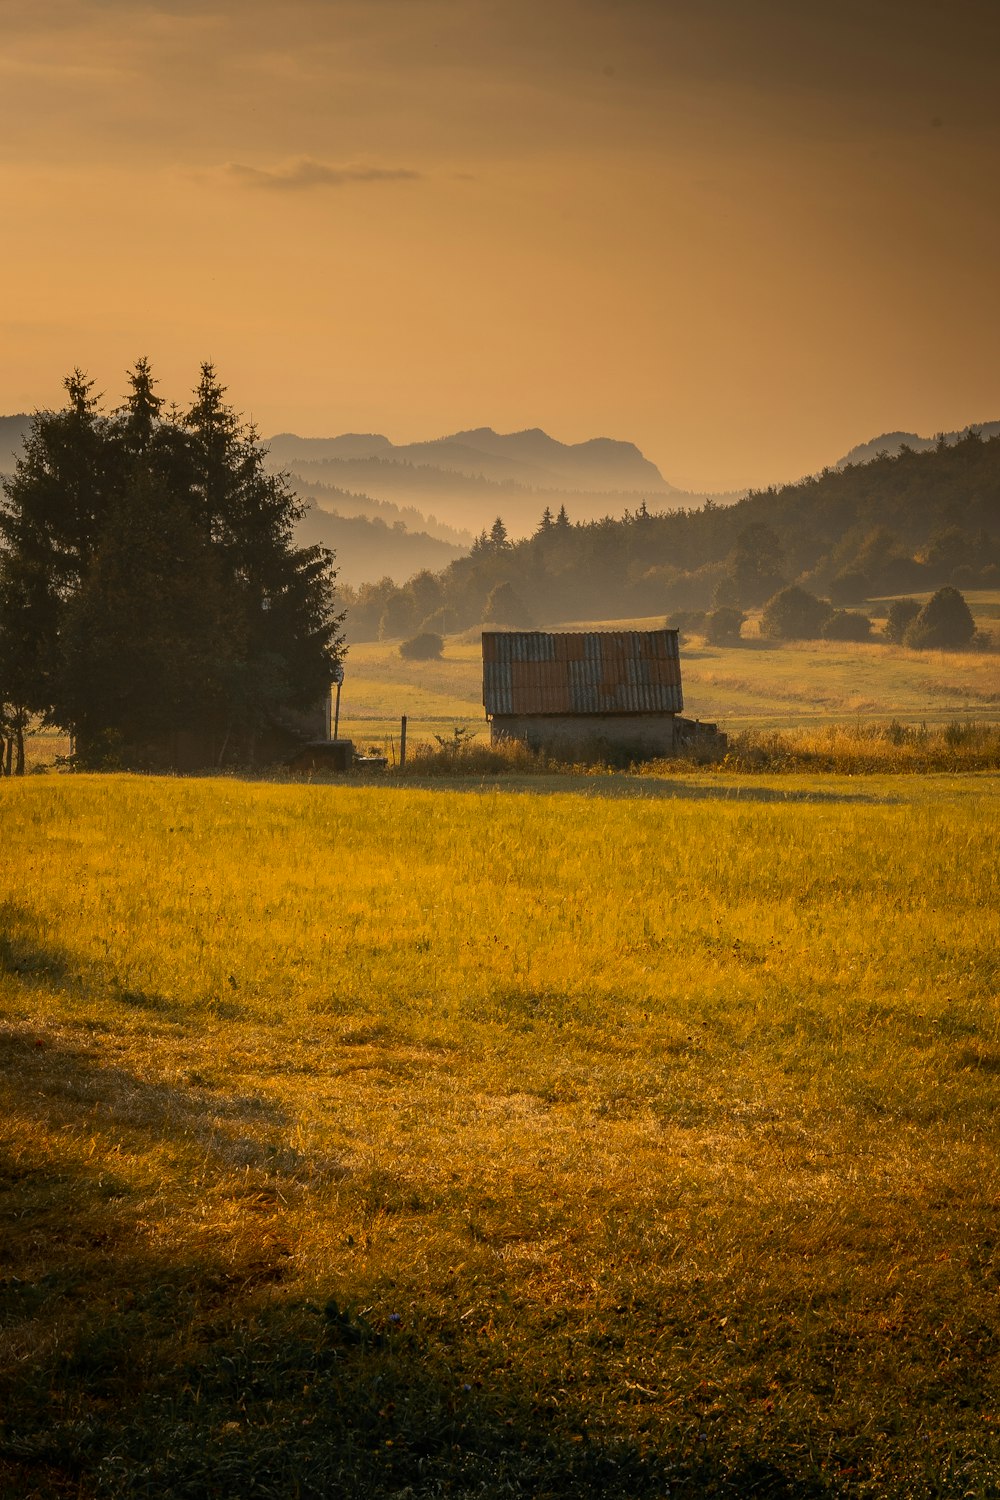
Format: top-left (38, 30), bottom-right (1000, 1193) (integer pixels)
top-left (2, 736), bottom-right (10, 776)
top-left (14, 720), bottom-right (25, 777)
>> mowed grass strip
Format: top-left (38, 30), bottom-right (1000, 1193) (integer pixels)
top-left (1, 774), bottom-right (998, 1497)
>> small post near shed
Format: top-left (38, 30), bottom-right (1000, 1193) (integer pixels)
top-left (399, 715), bottom-right (407, 769)
top-left (333, 663), bottom-right (344, 740)
top-left (287, 662), bottom-right (353, 772)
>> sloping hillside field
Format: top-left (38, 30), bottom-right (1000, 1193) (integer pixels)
top-left (2, 774), bottom-right (998, 1497)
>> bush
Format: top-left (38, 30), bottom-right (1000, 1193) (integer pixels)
top-left (884, 597), bottom-right (921, 644)
top-left (705, 606), bottom-right (745, 644)
top-left (399, 631), bottom-right (443, 661)
top-left (903, 587), bottom-right (976, 650)
top-left (821, 609), bottom-right (872, 642)
top-left (829, 570), bottom-right (871, 606)
top-left (760, 586), bottom-right (833, 641)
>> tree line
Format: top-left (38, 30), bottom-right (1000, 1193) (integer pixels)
top-left (0, 363), bottom-right (342, 772)
top-left (339, 433), bottom-right (1000, 640)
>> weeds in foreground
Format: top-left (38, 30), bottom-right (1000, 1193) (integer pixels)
top-left (396, 718), bottom-right (1000, 779)
top-left (404, 729), bottom-right (554, 776)
top-left (697, 718), bottom-right (1000, 774)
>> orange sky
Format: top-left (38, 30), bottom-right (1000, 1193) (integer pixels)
top-left (2, 0), bottom-right (999, 490)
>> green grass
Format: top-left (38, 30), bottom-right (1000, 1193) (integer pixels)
top-left (1, 772), bottom-right (999, 1496)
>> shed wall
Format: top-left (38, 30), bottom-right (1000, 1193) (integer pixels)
top-left (490, 712), bottom-right (679, 756)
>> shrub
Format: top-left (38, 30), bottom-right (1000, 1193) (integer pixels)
top-left (829, 570), bottom-right (871, 606)
top-left (760, 586), bottom-right (833, 641)
top-left (884, 597), bottom-right (921, 644)
top-left (705, 606), bottom-right (745, 644)
top-left (399, 631), bottom-right (443, 661)
top-left (903, 587), bottom-right (976, 650)
top-left (821, 609), bottom-right (872, 642)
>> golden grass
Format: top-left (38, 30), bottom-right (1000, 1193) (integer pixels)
top-left (1, 773), bottom-right (999, 1495)
top-left (333, 598), bottom-right (1000, 746)
top-left (654, 719), bottom-right (1000, 775)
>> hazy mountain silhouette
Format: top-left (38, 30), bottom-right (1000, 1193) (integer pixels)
top-left (837, 420), bottom-right (1000, 468)
top-left (295, 501), bottom-right (464, 586)
top-left (267, 425), bottom-right (672, 494)
top-left (265, 425), bottom-right (679, 537)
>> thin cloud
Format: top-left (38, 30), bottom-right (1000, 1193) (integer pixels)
top-left (227, 158), bottom-right (423, 190)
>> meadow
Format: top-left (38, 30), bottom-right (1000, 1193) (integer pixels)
top-left (335, 592), bottom-right (1000, 753)
top-left (2, 770), bottom-right (999, 1497)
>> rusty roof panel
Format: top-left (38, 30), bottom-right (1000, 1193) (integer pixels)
top-left (483, 630), bottom-right (683, 715)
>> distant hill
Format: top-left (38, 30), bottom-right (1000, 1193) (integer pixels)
top-left (295, 501), bottom-right (464, 587)
top-left (289, 477), bottom-right (473, 548)
top-left (267, 425), bottom-right (672, 495)
top-left (342, 430), bottom-right (1000, 639)
top-left (837, 420), bottom-right (1000, 468)
top-left (265, 425), bottom-right (683, 538)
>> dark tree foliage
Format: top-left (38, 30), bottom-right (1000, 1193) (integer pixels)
top-left (829, 569), bottom-right (871, 605)
top-left (820, 608), bottom-right (872, 642)
top-left (884, 597), bottom-right (922, 644)
top-left (399, 631), bottom-right (443, 661)
top-left (59, 468), bottom-right (231, 761)
top-left (482, 580), bottom-right (533, 627)
top-left (760, 587), bottom-right (833, 641)
top-left (705, 606), bottom-right (746, 645)
top-left (721, 523), bottom-right (786, 608)
top-left (903, 587), bottom-right (976, 650)
top-left (0, 361), bottom-right (343, 766)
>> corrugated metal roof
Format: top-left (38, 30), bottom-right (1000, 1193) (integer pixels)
top-left (482, 630), bottom-right (682, 716)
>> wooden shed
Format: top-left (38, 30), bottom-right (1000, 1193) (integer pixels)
top-left (483, 629), bottom-right (720, 758)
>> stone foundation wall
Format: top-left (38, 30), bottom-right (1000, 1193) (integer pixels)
top-left (490, 713), bottom-right (679, 758)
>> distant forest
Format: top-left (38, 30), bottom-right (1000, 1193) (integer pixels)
top-left (342, 433), bottom-right (1000, 640)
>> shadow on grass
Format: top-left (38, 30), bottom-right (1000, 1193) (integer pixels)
top-left (0, 905), bottom-right (323, 1181)
top-left (0, 898), bottom-right (194, 1026)
top-left (0, 1110), bottom-right (826, 1499)
top-left (0, 917), bottom-right (834, 1499)
top-left (383, 774), bottom-right (893, 805)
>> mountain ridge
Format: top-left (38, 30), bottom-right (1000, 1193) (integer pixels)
top-left (836, 420), bottom-right (1000, 469)
top-left (266, 424), bottom-right (672, 495)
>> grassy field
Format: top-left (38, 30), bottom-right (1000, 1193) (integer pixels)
top-left (2, 771), bottom-right (999, 1496)
top-left (336, 593), bottom-right (1000, 752)
top-left (16, 594), bottom-right (1000, 768)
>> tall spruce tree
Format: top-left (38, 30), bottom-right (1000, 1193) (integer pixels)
top-left (0, 361), bottom-right (343, 767)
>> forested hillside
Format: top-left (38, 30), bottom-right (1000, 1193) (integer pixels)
top-left (342, 432), bottom-right (1000, 640)
top-left (295, 501), bottom-right (465, 586)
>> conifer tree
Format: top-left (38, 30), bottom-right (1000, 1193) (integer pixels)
top-left (0, 361), bottom-right (343, 766)
top-left (489, 516), bottom-right (509, 550)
